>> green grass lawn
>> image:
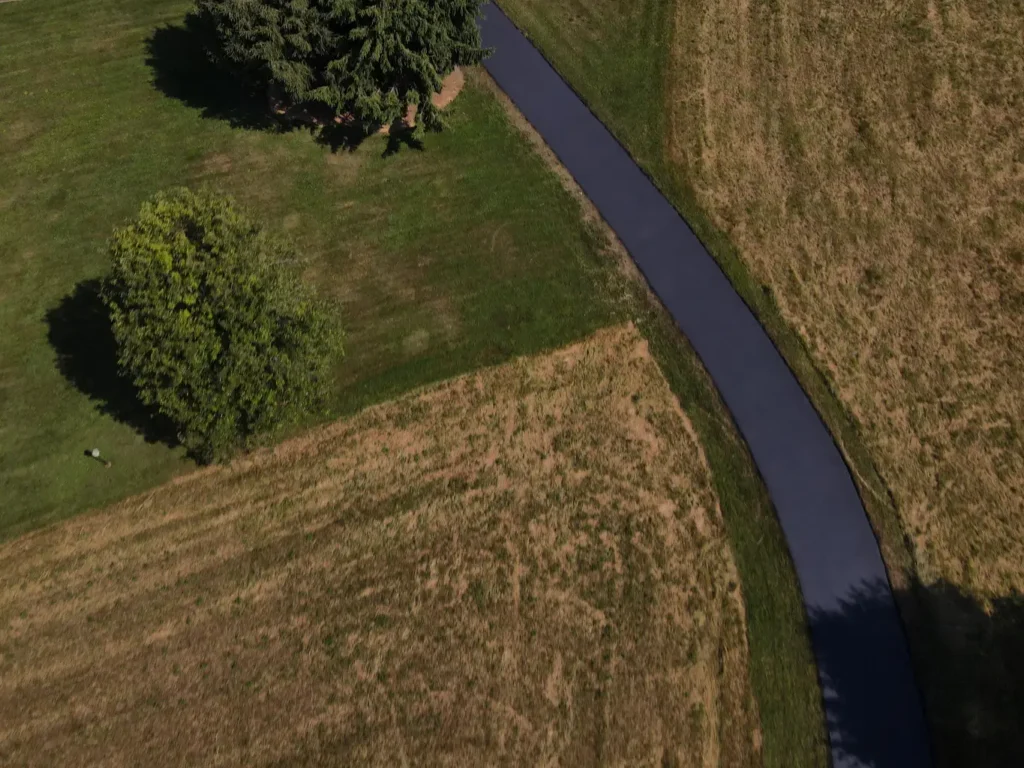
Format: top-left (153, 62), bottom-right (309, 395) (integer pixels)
top-left (495, 0), bottom-right (674, 171)
top-left (497, 1), bottom-right (1024, 764)
top-left (496, 2), bottom-right (830, 765)
top-left (0, 0), bottom-right (618, 537)
top-left (0, 0), bottom-right (825, 762)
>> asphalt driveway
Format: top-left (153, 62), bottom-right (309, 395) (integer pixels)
top-left (478, 5), bottom-right (932, 766)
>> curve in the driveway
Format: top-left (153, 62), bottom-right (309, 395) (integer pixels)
top-left (478, 5), bottom-right (932, 767)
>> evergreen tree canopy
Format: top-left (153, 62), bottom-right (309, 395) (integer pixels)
top-left (190, 0), bottom-right (487, 130)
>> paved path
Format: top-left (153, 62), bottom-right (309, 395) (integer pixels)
top-left (479, 5), bottom-right (932, 767)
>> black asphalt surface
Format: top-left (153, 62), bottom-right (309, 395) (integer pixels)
top-left (478, 5), bottom-right (932, 767)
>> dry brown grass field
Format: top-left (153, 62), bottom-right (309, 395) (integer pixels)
top-left (493, 0), bottom-right (1023, 758)
top-left (0, 325), bottom-right (760, 767)
top-left (668, 0), bottom-right (1024, 598)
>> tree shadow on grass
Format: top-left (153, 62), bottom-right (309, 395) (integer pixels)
top-left (813, 577), bottom-right (1024, 767)
top-left (144, 19), bottom-right (418, 157)
top-left (145, 18), bottom-right (426, 157)
top-left (144, 20), bottom-right (279, 131)
top-left (382, 122), bottom-right (425, 158)
top-left (46, 279), bottom-right (178, 447)
top-left (314, 119), bottom-right (375, 153)
top-left (315, 118), bottom-right (426, 156)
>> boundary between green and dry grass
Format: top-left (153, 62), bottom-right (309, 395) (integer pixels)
top-left (477, 71), bottom-right (829, 767)
top-left (495, 0), bottom-right (916, 595)
top-left (493, 3), bottom-right (935, 756)
top-left (636, 288), bottom-right (829, 768)
top-left (0, 0), bottom-right (620, 538)
top-left (0, 0), bottom-right (824, 756)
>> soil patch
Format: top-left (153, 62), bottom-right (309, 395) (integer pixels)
top-left (272, 68), bottom-right (466, 135)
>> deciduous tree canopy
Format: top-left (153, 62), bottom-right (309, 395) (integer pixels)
top-left (102, 188), bottom-right (342, 463)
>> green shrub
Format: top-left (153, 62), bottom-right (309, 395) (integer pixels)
top-left (189, 0), bottom-right (486, 130)
top-left (102, 188), bottom-right (342, 463)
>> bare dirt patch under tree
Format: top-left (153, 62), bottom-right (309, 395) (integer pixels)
top-left (0, 324), bottom-right (760, 767)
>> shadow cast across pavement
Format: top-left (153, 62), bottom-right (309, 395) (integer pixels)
top-left (45, 279), bottom-right (178, 447)
top-left (813, 577), bottom-right (1024, 767)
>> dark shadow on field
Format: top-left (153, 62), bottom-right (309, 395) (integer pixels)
top-left (145, 19), bottom-right (415, 156)
top-left (145, 21), bottom-right (277, 131)
top-left (382, 122), bottom-right (425, 158)
top-left (46, 279), bottom-right (177, 447)
top-left (314, 119), bottom-right (374, 153)
top-left (315, 118), bottom-right (425, 156)
top-left (814, 578), bottom-right (1024, 767)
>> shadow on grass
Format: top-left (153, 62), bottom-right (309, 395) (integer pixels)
top-left (814, 578), bottom-right (1024, 767)
top-left (144, 20), bottom-right (420, 157)
top-left (46, 279), bottom-right (177, 447)
top-left (382, 122), bottom-right (426, 157)
top-left (314, 119), bottom-right (375, 153)
top-left (315, 117), bottom-right (426, 156)
top-left (145, 21), bottom-right (277, 131)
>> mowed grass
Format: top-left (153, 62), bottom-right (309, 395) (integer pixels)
top-left (497, 3), bottom-right (828, 766)
top-left (499, 0), bottom-right (1024, 762)
top-left (0, 0), bottom-right (616, 538)
top-left (665, 0), bottom-right (1024, 599)
top-left (0, 0), bottom-right (826, 759)
top-left (0, 326), bottom-right (762, 767)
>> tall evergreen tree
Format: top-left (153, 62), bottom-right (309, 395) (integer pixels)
top-left (190, 0), bottom-right (486, 130)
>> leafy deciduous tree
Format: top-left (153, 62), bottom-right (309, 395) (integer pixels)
top-left (102, 188), bottom-right (342, 463)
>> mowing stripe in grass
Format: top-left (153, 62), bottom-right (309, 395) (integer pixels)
top-left (479, 5), bottom-right (931, 766)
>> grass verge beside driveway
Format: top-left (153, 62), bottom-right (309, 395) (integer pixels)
top-left (498, 0), bottom-right (1024, 762)
top-left (483, 74), bottom-right (828, 767)
top-left (0, 0), bottom-right (614, 537)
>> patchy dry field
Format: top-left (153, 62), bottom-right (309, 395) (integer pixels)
top-left (668, 0), bottom-right (1024, 597)
top-left (0, 325), bottom-right (760, 767)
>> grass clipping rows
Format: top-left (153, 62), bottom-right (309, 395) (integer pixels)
top-left (668, 0), bottom-right (1024, 597)
top-left (0, 325), bottom-right (759, 767)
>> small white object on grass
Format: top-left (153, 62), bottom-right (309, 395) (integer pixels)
top-left (89, 448), bottom-right (111, 467)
